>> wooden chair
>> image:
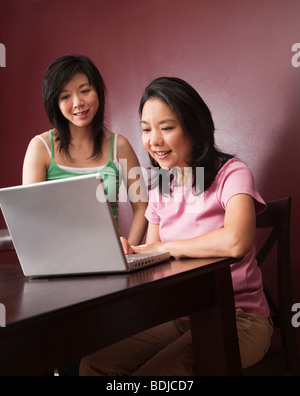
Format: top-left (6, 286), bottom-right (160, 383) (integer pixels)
top-left (243, 196), bottom-right (300, 376)
top-left (0, 228), bottom-right (14, 252)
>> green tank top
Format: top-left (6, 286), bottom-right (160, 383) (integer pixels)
top-left (47, 130), bottom-right (120, 233)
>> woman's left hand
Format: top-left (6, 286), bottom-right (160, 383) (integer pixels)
top-left (132, 242), bottom-right (167, 255)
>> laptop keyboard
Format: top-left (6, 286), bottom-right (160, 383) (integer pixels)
top-left (126, 254), bottom-right (157, 270)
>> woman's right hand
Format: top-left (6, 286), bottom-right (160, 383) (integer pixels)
top-left (120, 237), bottom-right (134, 255)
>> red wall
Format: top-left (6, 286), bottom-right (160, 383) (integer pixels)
top-left (1, 0), bottom-right (300, 331)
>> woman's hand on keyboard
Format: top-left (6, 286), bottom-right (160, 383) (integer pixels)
top-left (132, 242), bottom-right (166, 255)
top-left (120, 237), bottom-right (134, 255)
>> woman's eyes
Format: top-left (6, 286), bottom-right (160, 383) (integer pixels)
top-left (60, 90), bottom-right (91, 101)
top-left (142, 127), bottom-right (174, 133)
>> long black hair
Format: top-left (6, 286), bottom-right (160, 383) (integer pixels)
top-left (43, 54), bottom-right (106, 159)
top-left (139, 77), bottom-right (233, 193)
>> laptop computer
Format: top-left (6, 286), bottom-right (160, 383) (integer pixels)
top-left (0, 174), bottom-right (170, 278)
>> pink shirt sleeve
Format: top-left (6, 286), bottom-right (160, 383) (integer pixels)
top-left (216, 160), bottom-right (266, 214)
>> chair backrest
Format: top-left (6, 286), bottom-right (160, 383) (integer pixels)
top-left (0, 228), bottom-right (14, 252)
top-left (255, 196), bottom-right (300, 375)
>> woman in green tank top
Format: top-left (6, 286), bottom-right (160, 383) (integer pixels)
top-left (23, 55), bottom-right (147, 251)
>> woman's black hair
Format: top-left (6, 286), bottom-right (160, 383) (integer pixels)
top-left (139, 77), bottom-right (233, 193)
top-left (42, 54), bottom-right (106, 159)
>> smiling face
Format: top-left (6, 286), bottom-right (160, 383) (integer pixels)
top-left (141, 98), bottom-right (193, 171)
top-left (58, 73), bottom-right (99, 129)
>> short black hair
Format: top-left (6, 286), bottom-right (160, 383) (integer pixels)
top-left (139, 77), bottom-right (233, 192)
top-left (43, 54), bottom-right (106, 159)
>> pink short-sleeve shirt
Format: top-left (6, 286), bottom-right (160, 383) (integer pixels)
top-left (145, 158), bottom-right (270, 318)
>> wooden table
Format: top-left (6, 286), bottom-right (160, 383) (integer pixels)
top-left (0, 257), bottom-right (242, 376)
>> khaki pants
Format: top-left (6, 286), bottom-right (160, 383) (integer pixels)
top-left (80, 309), bottom-right (273, 376)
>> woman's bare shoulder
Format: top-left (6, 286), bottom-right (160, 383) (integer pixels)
top-left (26, 130), bottom-right (51, 155)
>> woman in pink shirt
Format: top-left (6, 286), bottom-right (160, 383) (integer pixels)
top-left (80, 77), bottom-right (273, 376)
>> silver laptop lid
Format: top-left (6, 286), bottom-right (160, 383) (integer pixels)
top-left (0, 174), bottom-right (128, 277)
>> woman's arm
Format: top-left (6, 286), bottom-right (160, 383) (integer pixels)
top-left (146, 222), bottom-right (161, 244)
top-left (133, 194), bottom-right (256, 259)
top-left (22, 136), bottom-right (50, 185)
top-left (117, 135), bottom-right (148, 250)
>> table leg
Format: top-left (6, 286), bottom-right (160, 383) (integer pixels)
top-left (190, 267), bottom-right (242, 376)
